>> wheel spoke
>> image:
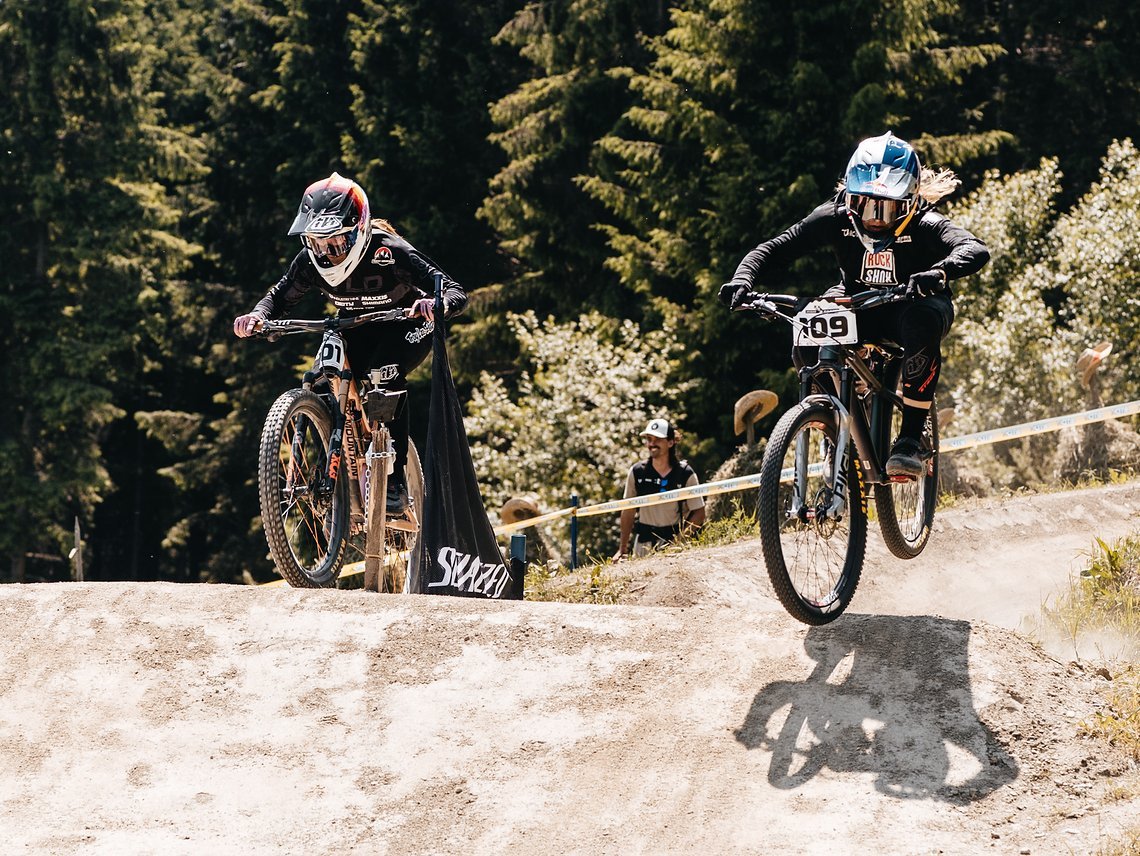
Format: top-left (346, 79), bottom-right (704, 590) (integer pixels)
top-left (760, 403), bottom-right (866, 624)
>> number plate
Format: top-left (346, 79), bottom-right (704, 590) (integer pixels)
top-left (314, 332), bottom-right (346, 373)
top-left (793, 301), bottom-right (858, 345)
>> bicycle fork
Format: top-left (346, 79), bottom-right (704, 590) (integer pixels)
top-left (791, 392), bottom-right (853, 525)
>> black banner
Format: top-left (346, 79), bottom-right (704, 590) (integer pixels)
top-left (408, 300), bottom-right (522, 599)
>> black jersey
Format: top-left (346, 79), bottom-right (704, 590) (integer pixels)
top-left (252, 225), bottom-right (468, 320)
top-left (731, 197), bottom-right (989, 296)
top-left (629, 458), bottom-right (697, 496)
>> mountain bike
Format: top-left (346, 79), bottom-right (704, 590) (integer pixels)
top-left (737, 285), bottom-right (939, 625)
top-left (251, 309), bottom-right (423, 592)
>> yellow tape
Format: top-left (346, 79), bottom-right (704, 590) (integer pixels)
top-left (258, 399), bottom-right (1140, 563)
top-left (492, 397), bottom-right (1140, 531)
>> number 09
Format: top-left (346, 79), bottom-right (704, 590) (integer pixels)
top-left (809, 315), bottom-right (849, 339)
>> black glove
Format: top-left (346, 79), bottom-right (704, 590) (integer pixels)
top-left (905, 269), bottom-right (947, 298)
top-left (718, 281), bottom-right (753, 309)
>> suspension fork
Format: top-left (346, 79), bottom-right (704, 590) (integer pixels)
top-left (797, 355), bottom-right (854, 521)
top-left (319, 369), bottom-right (354, 495)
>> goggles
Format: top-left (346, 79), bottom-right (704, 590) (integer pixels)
top-left (301, 229), bottom-right (356, 260)
top-left (845, 193), bottom-right (911, 232)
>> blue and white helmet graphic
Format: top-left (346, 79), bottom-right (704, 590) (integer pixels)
top-left (843, 131), bottom-right (921, 251)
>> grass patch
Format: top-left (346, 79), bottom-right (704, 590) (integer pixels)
top-left (689, 502), bottom-right (759, 548)
top-left (1096, 825), bottom-right (1140, 856)
top-left (1081, 667), bottom-right (1140, 762)
top-left (1039, 535), bottom-right (1140, 660)
top-left (524, 559), bottom-right (628, 604)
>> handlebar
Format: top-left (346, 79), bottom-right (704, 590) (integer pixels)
top-left (254, 307), bottom-right (412, 339)
top-left (736, 284), bottom-right (910, 317)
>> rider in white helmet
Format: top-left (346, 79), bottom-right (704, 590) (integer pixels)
top-left (234, 172), bottom-right (467, 512)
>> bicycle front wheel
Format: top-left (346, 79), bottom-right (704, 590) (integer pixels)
top-left (874, 398), bottom-right (939, 559)
top-left (758, 400), bottom-right (868, 625)
top-left (258, 389), bottom-right (350, 587)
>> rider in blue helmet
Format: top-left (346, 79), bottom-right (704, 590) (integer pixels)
top-left (843, 132), bottom-right (922, 253)
top-left (719, 132), bottom-right (990, 477)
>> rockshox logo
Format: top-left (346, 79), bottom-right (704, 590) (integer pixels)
top-left (860, 249), bottom-right (898, 285)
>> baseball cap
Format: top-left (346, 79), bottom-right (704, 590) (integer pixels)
top-left (640, 418), bottom-right (675, 440)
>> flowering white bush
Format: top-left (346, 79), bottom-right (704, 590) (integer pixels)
top-left (465, 309), bottom-right (694, 554)
top-left (945, 140), bottom-right (1140, 436)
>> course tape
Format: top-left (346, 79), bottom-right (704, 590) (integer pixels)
top-left (493, 398), bottom-right (1140, 531)
top-left (939, 399), bottom-right (1140, 451)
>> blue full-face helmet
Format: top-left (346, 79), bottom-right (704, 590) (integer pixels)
top-left (843, 132), bottom-right (921, 250)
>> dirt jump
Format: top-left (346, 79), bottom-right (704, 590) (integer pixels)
top-left (3, 481), bottom-right (1140, 855)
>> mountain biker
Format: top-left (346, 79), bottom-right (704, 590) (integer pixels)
top-left (718, 131), bottom-right (990, 477)
top-left (233, 172), bottom-right (468, 513)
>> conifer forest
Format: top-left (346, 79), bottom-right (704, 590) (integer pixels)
top-left (3, 0), bottom-right (1139, 583)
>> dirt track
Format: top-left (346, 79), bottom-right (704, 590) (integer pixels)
top-left (2, 483), bottom-right (1140, 854)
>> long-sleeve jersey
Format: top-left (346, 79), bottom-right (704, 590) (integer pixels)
top-left (251, 224), bottom-right (468, 320)
top-left (730, 197), bottom-right (990, 295)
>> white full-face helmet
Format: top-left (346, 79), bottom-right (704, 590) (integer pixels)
top-left (288, 172), bottom-right (371, 286)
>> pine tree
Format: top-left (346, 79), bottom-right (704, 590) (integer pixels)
top-left (0, 0), bottom-right (201, 581)
top-left (581, 0), bottom-right (1009, 449)
top-left (144, 0), bottom-right (357, 584)
top-left (478, 0), bottom-right (670, 320)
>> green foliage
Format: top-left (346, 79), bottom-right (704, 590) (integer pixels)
top-left (479, 0), bottom-right (664, 317)
top-left (465, 309), bottom-right (694, 552)
top-left (945, 141), bottom-right (1140, 448)
top-left (1051, 140), bottom-right (1140, 402)
top-left (1041, 534), bottom-right (1140, 666)
top-left (0, 0), bottom-right (203, 579)
top-left (581, 0), bottom-right (1007, 454)
top-left (3, 0), bottom-right (1140, 584)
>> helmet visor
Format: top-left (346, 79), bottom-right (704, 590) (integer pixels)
top-left (302, 229), bottom-right (356, 262)
top-left (845, 193), bottom-right (909, 234)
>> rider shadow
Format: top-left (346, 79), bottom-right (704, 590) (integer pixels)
top-left (735, 615), bottom-right (1018, 804)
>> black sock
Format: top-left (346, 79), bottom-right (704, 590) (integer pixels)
top-left (899, 405), bottom-right (929, 440)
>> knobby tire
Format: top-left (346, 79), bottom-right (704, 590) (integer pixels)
top-left (758, 400), bottom-right (868, 625)
top-left (258, 389), bottom-right (349, 588)
top-left (874, 397), bottom-right (939, 559)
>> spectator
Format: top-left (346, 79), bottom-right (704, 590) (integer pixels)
top-left (615, 418), bottom-right (706, 559)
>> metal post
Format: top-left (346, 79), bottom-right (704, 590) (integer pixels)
top-left (509, 533), bottom-right (527, 600)
top-left (72, 516), bottom-right (84, 582)
top-left (433, 272), bottom-right (443, 335)
top-left (569, 493), bottom-right (579, 570)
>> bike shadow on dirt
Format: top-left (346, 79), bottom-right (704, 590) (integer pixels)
top-left (734, 614), bottom-right (1018, 804)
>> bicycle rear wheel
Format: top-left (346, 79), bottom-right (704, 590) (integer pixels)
top-left (875, 397), bottom-right (939, 559)
top-left (258, 389), bottom-right (350, 587)
top-left (758, 400), bottom-right (868, 625)
top-left (381, 441), bottom-right (423, 593)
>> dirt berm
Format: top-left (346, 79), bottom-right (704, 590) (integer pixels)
top-left (3, 482), bottom-right (1140, 855)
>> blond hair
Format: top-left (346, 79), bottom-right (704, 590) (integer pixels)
top-left (917, 167), bottom-right (961, 204)
top-left (836, 166), bottom-right (960, 207)
top-left (372, 217), bottom-right (400, 236)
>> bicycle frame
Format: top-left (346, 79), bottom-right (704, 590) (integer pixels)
top-left (745, 286), bottom-right (913, 523)
top-left (258, 309), bottom-right (419, 590)
top-left (798, 341), bottom-right (906, 489)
